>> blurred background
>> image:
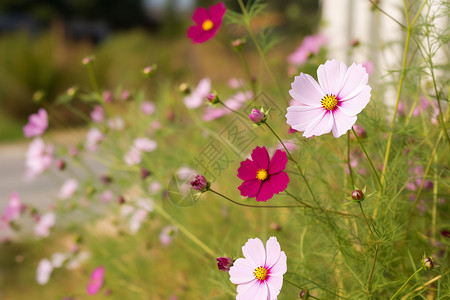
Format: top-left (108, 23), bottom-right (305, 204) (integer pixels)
top-left (0, 0), bottom-right (320, 141)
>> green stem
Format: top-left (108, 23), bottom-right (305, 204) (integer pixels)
top-left (347, 132), bottom-right (355, 187)
top-left (358, 202), bottom-right (376, 240)
top-left (153, 204), bottom-right (217, 258)
top-left (264, 122), bottom-right (320, 209)
top-left (368, 244), bottom-right (379, 294)
top-left (352, 128), bottom-right (382, 190)
top-left (389, 267), bottom-right (424, 300)
top-left (218, 100), bottom-right (248, 119)
top-left (86, 65), bottom-right (100, 95)
top-left (236, 0), bottom-right (285, 101)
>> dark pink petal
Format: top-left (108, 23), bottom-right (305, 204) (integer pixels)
top-left (286, 105), bottom-right (325, 133)
top-left (251, 146), bottom-right (270, 170)
top-left (237, 159), bottom-right (258, 181)
top-left (268, 150), bottom-right (288, 175)
top-left (337, 63), bottom-right (369, 99)
top-left (87, 266), bottom-right (105, 295)
top-left (331, 108), bottom-right (357, 138)
top-left (267, 172), bottom-right (289, 195)
top-left (192, 7), bottom-right (209, 24)
top-left (317, 59), bottom-right (347, 95)
top-left (238, 179), bottom-right (262, 198)
top-left (303, 110), bottom-right (333, 138)
top-left (256, 182), bottom-right (275, 202)
top-left (187, 25), bottom-right (216, 43)
top-left (209, 2), bottom-right (226, 23)
top-left (289, 73), bottom-right (324, 107)
top-left (338, 85), bottom-right (371, 116)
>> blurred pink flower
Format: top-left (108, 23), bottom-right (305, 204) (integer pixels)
top-left (100, 190), bottom-right (114, 203)
top-left (228, 78), bottom-right (245, 89)
top-left (431, 101), bottom-right (440, 125)
top-left (107, 116), bottom-right (124, 130)
top-left (25, 138), bottom-right (54, 180)
top-left (184, 78), bottom-right (211, 108)
top-left (288, 34), bottom-right (327, 65)
top-left (124, 147), bottom-right (142, 166)
top-left (203, 91), bottom-right (252, 121)
top-left (130, 209), bottom-right (148, 234)
top-left (362, 61), bottom-right (374, 75)
top-left (286, 59), bottom-right (371, 138)
top-left (102, 90), bottom-right (112, 103)
top-left (159, 225), bottom-right (178, 246)
top-left (1, 192), bottom-right (24, 224)
top-left (34, 212), bottom-right (55, 237)
top-left (413, 95), bottom-right (431, 117)
top-left (134, 137), bottom-right (157, 152)
top-left (36, 258), bottom-right (53, 285)
top-left (58, 179), bottom-right (78, 200)
top-left (148, 181), bottom-right (162, 195)
top-left (187, 2), bottom-right (226, 44)
top-left (141, 101), bottom-right (156, 115)
top-left (23, 108), bottom-right (48, 138)
top-left (85, 128), bottom-right (104, 152)
top-left (238, 146), bottom-right (289, 202)
top-left (90, 105), bottom-right (104, 123)
top-left (229, 237), bottom-right (287, 299)
top-left (87, 266), bottom-right (105, 295)
top-left (121, 90), bottom-right (130, 100)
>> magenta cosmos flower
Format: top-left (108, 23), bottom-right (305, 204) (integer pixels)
top-left (23, 108), bottom-right (48, 138)
top-left (87, 266), bottom-right (105, 295)
top-left (187, 2), bottom-right (226, 43)
top-left (286, 59), bottom-right (371, 138)
top-left (238, 146), bottom-right (289, 202)
top-left (229, 237), bottom-right (287, 300)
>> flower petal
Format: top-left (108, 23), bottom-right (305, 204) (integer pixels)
top-left (266, 172), bottom-right (289, 195)
top-left (192, 7), bottom-right (208, 24)
top-left (236, 280), bottom-right (268, 300)
top-left (338, 85), bottom-right (371, 116)
top-left (229, 258), bottom-right (257, 284)
top-left (337, 63), bottom-right (369, 99)
top-left (238, 179), bottom-right (262, 198)
top-left (209, 2), bottom-right (226, 23)
top-left (289, 73), bottom-right (324, 107)
top-left (266, 275), bottom-right (284, 299)
top-left (251, 146), bottom-right (270, 170)
top-left (317, 59), bottom-right (347, 95)
top-left (303, 110), bottom-right (334, 138)
top-left (268, 251), bottom-right (287, 277)
top-left (286, 105), bottom-right (325, 133)
top-left (256, 182), bottom-right (276, 202)
top-left (242, 238), bottom-right (266, 267)
top-left (238, 159), bottom-right (258, 181)
top-left (264, 237), bottom-right (281, 268)
top-left (268, 150), bottom-right (288, 174)
top-left (331, 108), bottom-right (357, 138)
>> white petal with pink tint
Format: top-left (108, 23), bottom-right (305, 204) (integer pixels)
top-left (331, 109), bottom-right (358, 138)
top-left (317, 59), bottom-right (347, 95)
top-left (289, 73), bottom-right (323, 107)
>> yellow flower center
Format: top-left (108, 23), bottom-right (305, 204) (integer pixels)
top-left (254, 266), bottom-right (268, 281)
top-left (256, 169), bottom-right (268, 181)
top-left (322, 94), bottom-right (338, 110)
top-left (202, 19), bottom-right (214, 31)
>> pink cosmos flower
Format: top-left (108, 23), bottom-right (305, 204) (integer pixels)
top-left (203, 91), bottom-right (252, 121)
top-left (58, 178), bottom-right (78, 200)
top-left (141, 101), bottom-right (156, 115)
top-left (287, 34), bottom-right (328, 65)
top-left (107, 116), bottom-right (124, 130)
top-left (84, 128), bottom-right (104, 152)
top-left (90, 105), bottom-right (104, 123)
top-left (159, 225), bottom-right (178, 246)
top-left (36, 258), bottom-right (53, 285)
top-left (134, 137), bottom-right (157, 152)
top-left (237, 146), bottom-right (289, 202)
top-left (229, 237), bottom-right (287, 300)
top-left (187, 2), bottom-right (226, 44)
top-left (25, 138), bottom-right (54, 180)
top-left (184, 78), bottom-right (211, 109)
top-left (413, 95), bottom-right (431, 117)
top-left (34, 212), bottom-right (55, 237)
top-left (2, 192), bottom-right (24, 224)
top-left (102, 90), bottom-right (112, 103)
top-left (124, 147), bottom-right (142, 166)
top-left (87, 266), bottom-right (105, 295)
top-left (286, 59), bottom-right (372, 138)
top-left (129, 209), bottom-right (148, 234)
top-left (23, 108), bottom-right (48, 138)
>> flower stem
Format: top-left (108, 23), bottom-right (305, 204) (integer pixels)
top-left (153, 204), bottom-right (217, 258)
top-left (218, 100), bottom-right (248, 119)
top-left (358, 202), bottom-right (376, 240)
top-left (347, 132), bottom-right (355, 187)
top-left (367, 244), bottom-right (379, 294)
top-left (86, 65), bottom-right (100, 95)
top-left (351, 127), bottom-right (382, 189)
top-left (389, 267), bottom-right (424, 300)
top-left (264, 122), bottom-right (320, 209)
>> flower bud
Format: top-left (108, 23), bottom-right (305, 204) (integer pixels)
top-left (422, 257), bottom-right (433, 269)
top-left (32, 90), bottom-right (46, 103)
top-left (66, 86), bottom-right (78, 98)
top-left (190, 175), bottom-right (209, 192)
top-left (216, 257), bottom-right (233, 271)
top-left (117, 196), bottom-right (125, 204)
top-left (206, 93), bottom-right (220, 104)
top-left (82, 55), bottom-right (95, 66)
top-left (55, 159), bottom-right (66, 170)
top-left (350, 39), bottom-right (360, 48)
top-left (299, 289), bottom-right (309, 299)
top-left (249, 108), bottom-right (266, 124)
top-left (352, 124), bottom-right (367, 139)
top-left (179, 83), bottom-right (191, 95)
top-left (141, 168), bottom-right (151, 179)
top-left (142, 64), bottom-right (157, 78)
top-left (232, 39), bottom-right (245, 51)
top-left (351, 189), bottom-right (364, 201)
